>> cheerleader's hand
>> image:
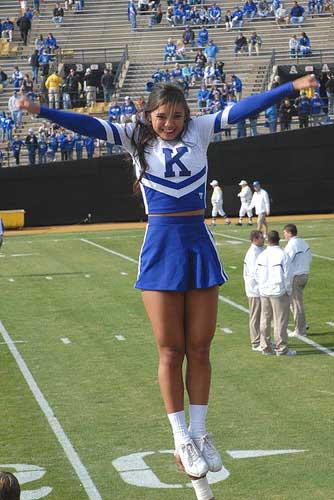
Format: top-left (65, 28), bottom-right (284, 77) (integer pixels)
top-left (292, 74), bottom-right (318, 92)
top-left (16, 96), bottom-right (41, 115)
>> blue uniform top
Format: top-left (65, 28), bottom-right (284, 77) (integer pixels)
top-left (11, 139), bottom-right (24, 153)
top-left (38, 82), bottom-right (296, 215)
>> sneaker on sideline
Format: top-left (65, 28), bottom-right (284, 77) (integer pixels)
top-left (252, 345), bottom-right (263, 352)
top-left (193, 433), bottom-right (222, 472)
top-left (276, 349), bottom-right (297, 356)
top-left (175, 439), bottom-right (209, 478)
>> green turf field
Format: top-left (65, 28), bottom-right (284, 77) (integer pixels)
top-left (0, 218), bottom-right (333, 500)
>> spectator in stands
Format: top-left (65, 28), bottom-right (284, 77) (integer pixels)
top-left (231, 74), bottom-right (243, 100)
top-left (38, 135), bottom-right (48, 163)
top-left (172, 63), bottom-right (183, 83)
top-left (243, 0), bottom-right (257, 19)
top-left (45, 33), bottom-right (59, 53)
top-left (271, 0), bottom-right (281, 12)
top-left (75, 0), bottom-right (84, 12)
top-left (279, 98), bottom-right (293, 130)
top-left (20, 0), bottom-right (28, 16)
top-left (208, 2), bottom-right (222, 25)
top-left (183, 25), bottom-right (195, 46)
top-left (25, 128), bottom-right (38, 165)
top-left (17, 14), bottom-right (31, 46)
top-left (4, 114), bottom-right (14, 142)
top-left (204, 39), bottom-right (219, 65)
top-left (85, 136), bottom-right (95, 158)
top-left (138, 0), bottom-right (149, 11)
top-left (323, 0), bottom-right (333, 13)
top-left (290, 1), bottom-right (305, 24)
top-left (30, 49), bottom-right (40, 83)
top-left (35, 34), bottom-right (45, 52)
top-left (231, 7), bottom-right (244, 28)
top-left (296, 91), bottom-right (310, 127)
top-left (67, 133), bottom-right (75, 160)
top-left (194, 48), bottom-right (207, 68)
top-left (0, 67), bottom-right (8, 88)
top-left (21, 73), bottom-right (34, 100)
top-left (128, 0), bottom-right (137, 31)
top-left (197, 83), bottom-right (210, 110)
top-left (307, 0), bottom-right (316, 13)
top-left (182, 63), bottom-right (192, 83)
top-left (0, 471), bottom-right (20, 499)
top-left (325, 73), bottom-right (334, 114)
top-left (173, 4), bottom-right (186, 26)
top-left (225, 10), bottom-right (233, 30)
top-left (33, 0), bottom-right (40, 15)
top-left (234, 32), bottom-right (247, 55)
top-left (25, 8), bottom-right (34, 23)
top-left (2, 18), bottom-right (14, 43)
top-left (315, 0), bottom-right (324, 13)
top-left (8, 90), bottom-right (22, 129)
top-left (45, 70), bottom-right (63, 109)
top-left (149, 5), bottom-right (163, 27)
top-left (298, 32), bottom-right (311, 56)
top-left (135, 96), bottom-right (146, 121)
top-left (11, 67), bottom-right (24, 90)
top-left (271, 75), bottom-right (280, 89)
top-left (11, 135), bottom-right (24, 165)
top-left (166, 7), bottom-right (174, 26)
top-left (275, 4), bottom-right (289, 24)
top-left (199, 5), bottom-right (209, 24)
top-left (289, 35), bottom-right (298, 57)
top-left (66, 68), bottom-right (80, 107)
top-left (52, 3), bottom-right (65, 25)
top-left (164, 38), bottom-right (177, 62)
top-left (47, 132), bottom-right (58, 161)
top-left (265, 104), bottom-right (278, 133)
top-left (190, 62), bottom-right (204, 86)
top-left (248, 32), bottom-right (262, 56)
top-left (83, 68), bottom-right (97, 107)
top-left (101, 69), bottom-right (113, 103)
top-left (310, 90), bottom-right (324, 125)
top-left (58, 129), bottom-right (68, 160)
top-left (197, 24), bottom-right (209, 47)
top-left (39, 49), bottom-right (54, 79)
top-left (257, 0), bottom-right (270, 16)
top-left (120, 96), bottom-right (137, 123)
top-left (203, 62), bottom-right (215, 86)
top-left (176, 39), bottom-right (186, 61)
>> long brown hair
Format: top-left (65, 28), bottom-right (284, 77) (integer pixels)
top-left (130, 83), bottom-right (191, 191)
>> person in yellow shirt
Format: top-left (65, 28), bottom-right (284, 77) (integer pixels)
top-left (45, 70), bottom-right (63, 109)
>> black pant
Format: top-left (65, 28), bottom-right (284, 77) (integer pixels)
top-left (21, 29), bottom-right (29, 45)
top-left (61, 151), bottom-right (68, 161)
top-left (299, 115), bottom-right (309, 128)
top-left (14, 152), bottom-right (20, 166)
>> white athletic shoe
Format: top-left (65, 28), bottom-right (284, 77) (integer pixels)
top-left (175, 439), bottom-right (209, 478)
top-left (276, 349), bottom-right (297, 356)
top-left (252, 345), bottom-right (263, 352)
top-left (193, 433), bottom-right (222, 472)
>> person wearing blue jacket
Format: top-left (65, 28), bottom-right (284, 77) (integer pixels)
top-left (231, 7), bottom-right (243, 28)
top-left (298, 32), bottom-right (311, 56)
top-left (164, 39), bottom-right (177, 62)
top-left (296, 92), bottom-right (311, 128)
top-left (204, 40), bottom-right (219, 65)
top-left (197, 84), bottom-right (210, 110)
top-left (85, 136), bottom-right (95, 158)
top-left (25, 128), bottom-right (38, 165)
top-left (47, 133), bottom-right (58, 161)
top-left (4, 114), bottom-right (14, 142)
top-left (197, 25), bottom-right (209, 47)
top-left (58, 130), bottom-right (69, 161)
top-left (128, 0), bottom-right (137, 31)
top-left (108, 100), bottom-right (121, 123)
top-left (243, 0), bottom-right (257, 19)
top-left (231, 74), bottom-right (243, 101)
top-left (11, 136), bottom-right (24, 165)
top-left (310, 91), bottom-right (324, 125)
top-left (265, 104), bottom-right (278, 133)
top-left (38, 136), bottom-right (48, 164)
top-left (74, 133), bottom-right (84, 160)
top-left (208, 3), bottom-right (222, 25)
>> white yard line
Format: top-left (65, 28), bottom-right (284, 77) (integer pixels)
top-left (0, 321), bottom-right (102, 500)
top-left (80, 238), bottom-right (138, 264)
top-left (81, 237), bottom-right (334, 357)
top-left (212, 231), bottom-right (334, 262)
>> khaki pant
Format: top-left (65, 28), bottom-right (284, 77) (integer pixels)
top-left (260, 294), bottom-right (290, 354)
top-left (248, 297), bottom-right (261, 346)
top-left (290, 274), bottom-right (308, 335)
top-left (48, 88), bottom-right (60, 109)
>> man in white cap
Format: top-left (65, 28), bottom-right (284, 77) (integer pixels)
top-left (249, 180), bottom-right (270, 238)
top-left (236, 180), bottom-right (253, 226)
top-left (209, 180), bottom-right (231, 226)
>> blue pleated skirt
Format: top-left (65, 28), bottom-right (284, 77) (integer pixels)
top-left (135, 215), bottom-right (229, 291)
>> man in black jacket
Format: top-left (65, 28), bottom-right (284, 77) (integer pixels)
top-left (17, 15), bottom-right (31, 46)
top-left (53, 3), bottom-right (64, 24)
top-left (66, 68), bottom-right (81, 107)
top-left (100, 69), bottom-right (113, 103)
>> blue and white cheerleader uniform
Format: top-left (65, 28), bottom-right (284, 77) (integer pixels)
top-left (37, 82), bottom-right (296, 291)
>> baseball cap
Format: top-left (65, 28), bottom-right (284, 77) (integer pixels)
top-left (253, 180), bottom-right (261, 187)
top-left (28, 128), bottom-right (33, 133)
top-left (210, 180), bottom-right (218, 187)
top-left (124, 96), bottom-right (130, 100)
top-left (239, 180), bottom-right (247, 186)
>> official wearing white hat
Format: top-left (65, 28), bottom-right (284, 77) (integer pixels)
top-left (209, 180), bottom-right (231, 226)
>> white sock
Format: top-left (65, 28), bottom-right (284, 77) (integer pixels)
top-left (167, 410), bottom-right (190, 448)
top-left (191, 476), bottom-right (214, 500)
top-left (188, 404), bottom-right (208, 439)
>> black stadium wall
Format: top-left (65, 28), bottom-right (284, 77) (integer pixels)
top-left (1, 125), bottom-right (333, 227)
